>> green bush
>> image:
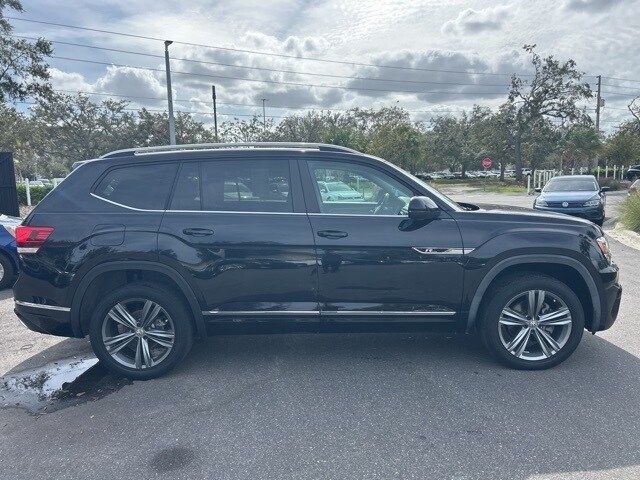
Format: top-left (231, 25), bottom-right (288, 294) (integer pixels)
top-left (620, 194), bottom-right (640, 233)
top-left (16, 184), bottom-right (54, 205)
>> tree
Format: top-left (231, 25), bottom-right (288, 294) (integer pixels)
top-left (507, 45), bottom-right (592, 180)
top-left (557, 124), bottom-right (601, 171)
top-left (0, 0), bottom-right (52, 101)
top-left (221, 115), bottom-right (274, 142)
top-left (602, 129), bottom-right (640, 168)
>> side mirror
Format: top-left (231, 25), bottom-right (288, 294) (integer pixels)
top-left (408, 196), bottom-right (440, 221)
top-left (534, 187), bottom-right (542, 193)
top-left (600, 186), bottom-right (610, 193)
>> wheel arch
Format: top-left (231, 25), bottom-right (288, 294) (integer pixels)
top-left (466, 255), bottom-right (601, 334)
top-left (70, 261), bottom-right (207, 339)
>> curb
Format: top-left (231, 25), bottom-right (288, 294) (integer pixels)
top-left (604, 225), bottom-right (640, 251)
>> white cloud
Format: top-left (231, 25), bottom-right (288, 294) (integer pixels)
top-left (93, 66), bottom-right (166, 102)
top-left (49, 68), bottom-right (93, 92)
top-left (18, 0), bottom-right (640, 130)
top-left (442, 5), bottom-right (513, 35)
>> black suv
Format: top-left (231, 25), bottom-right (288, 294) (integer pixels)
top-left (625, 165), bottom-right (640, 181)
top-left (14, 143), bottom-right (622, 378)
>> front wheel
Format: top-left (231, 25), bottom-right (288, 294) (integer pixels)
top-left (89, 283), bottom-right (194, 380)
top-left (480, 274), bottom-right (584, 370)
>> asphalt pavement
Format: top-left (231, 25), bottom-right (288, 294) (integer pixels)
top-left (0, 192), bottom-right (638, 480)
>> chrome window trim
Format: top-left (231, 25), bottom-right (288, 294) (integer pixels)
top-left (91, 193), bottom-right (304, 215)
top-left (15, 300), bottom-right (71, 312)
top-left (90, 193), bottom-right (164, 212)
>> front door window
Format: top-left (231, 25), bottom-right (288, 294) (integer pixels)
top-left (307, 160), bottom-right (413, 216)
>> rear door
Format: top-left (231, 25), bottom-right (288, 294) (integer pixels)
top-left (158, 154), bottom-right (319, 325)
top-left (300, 156), bottom-right (464, 324)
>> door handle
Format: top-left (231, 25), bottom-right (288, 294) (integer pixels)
top-left (183, 228), bottom-right (214, 236)
top-left (317, 230), bottom-right (348, 239)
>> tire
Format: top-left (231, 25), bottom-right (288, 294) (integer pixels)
top-left (479, 273), bottom-right (584, 370)
top-left (89, 283), bottom-right (194, 380)
top-left (0, 253), bottom-right (16, 290)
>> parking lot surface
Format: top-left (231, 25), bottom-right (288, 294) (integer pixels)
top-left (0, 192), bottom-right (637, 480)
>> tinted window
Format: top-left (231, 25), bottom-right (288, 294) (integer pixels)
top-left (95, 163), bottom-right (177, 209)
top-left (171, 163), bottom-right (200, 210)
top-left (308, 160), bottom-right (413, 215)
top-left (201, 160), bottom-right (292, 212)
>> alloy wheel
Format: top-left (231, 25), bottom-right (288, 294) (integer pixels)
top-left (101, 298), bottom-right (175, 369)
top-left (498, 290), bottom-right (572, 361)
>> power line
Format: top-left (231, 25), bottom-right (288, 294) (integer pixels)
top-left (13, 100), bottom-right (286, 118)
top-left (7, 16), bottom-right (533, 78)
top-left (601, 83), bottom-right (640, 92)
top-left (51, 88), bottom-right (465, 114)
top-left (602, 75), bottom-right (640, 84)
top-left (10, 34), bottom-right (513, 89)
top-left (48, 55), bottom-right (510, 96)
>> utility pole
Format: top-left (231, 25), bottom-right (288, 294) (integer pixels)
top-left (211, 85), bottom-right (218, 142)
top-left (595, 74), bottom-right (602, 132)
top-left (261, 98), bottom-right (267, 131)
top-left (164, 40), bottom-right (176, 145)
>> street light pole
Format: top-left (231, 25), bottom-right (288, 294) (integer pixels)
top-left (261, 98), bottom-right (267, 131)
top-left (164, 40), bottom-right (176, 145)
top-left (211, 85), bottom-right (218, 142)
top-left (595, 74), bottom-right (602, 132)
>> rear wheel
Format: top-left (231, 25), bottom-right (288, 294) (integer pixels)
top-left (0, 254), bottom-right (16, 290)
top-left (479, 273), bottom-right (584, 369)
top-left (89, 283), bottom-right (194, 380)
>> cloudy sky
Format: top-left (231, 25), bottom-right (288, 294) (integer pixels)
top-left (9, 0), bottom-right (640, 130)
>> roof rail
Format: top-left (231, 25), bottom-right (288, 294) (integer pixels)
top-left (100, 142), bottom-right (359, 158)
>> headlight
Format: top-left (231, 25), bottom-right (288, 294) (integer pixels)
top-left (583, 196), bottom-right (601, 207)
top-left (596, 236), bottom-right (611, 262)
top-left (535, 198), bottom-right (548, 207)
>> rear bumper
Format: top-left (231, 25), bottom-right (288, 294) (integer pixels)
top-left (13, 301), bottom-right (78, 337)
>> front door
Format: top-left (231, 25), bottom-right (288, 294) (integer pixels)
top-left (158, 156), bottom-right (319, 325)
top-left (300, 157), bottom-right (464, 324)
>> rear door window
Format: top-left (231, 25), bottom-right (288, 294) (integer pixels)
top-left (95, 163), bottom-right (177, 210)
top-left (170, 162), bottom-right (201, 210)
top-left (200, 160), bottom-right (292, 212)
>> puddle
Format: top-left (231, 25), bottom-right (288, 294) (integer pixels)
top-left (0, 357), bottom-right (131, 414)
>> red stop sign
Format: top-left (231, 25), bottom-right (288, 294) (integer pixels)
top-left (482, 157), bottom-right (492, 170)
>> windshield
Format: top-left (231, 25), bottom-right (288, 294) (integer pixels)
top-left (543, 178), bottom-right (598, 192)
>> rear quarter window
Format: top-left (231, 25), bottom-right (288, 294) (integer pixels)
top-left (94, 163), bottom-right (177, 210)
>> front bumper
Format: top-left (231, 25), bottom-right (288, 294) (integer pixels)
top-left (597, 264), bottom-right (622, 331)
top-left (14, 301), bottom-right (77, 337)
top-left (534, 204), bottom-right (604, 222)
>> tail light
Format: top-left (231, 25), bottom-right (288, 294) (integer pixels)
top-left (16, 226), bottom-right (54, 254)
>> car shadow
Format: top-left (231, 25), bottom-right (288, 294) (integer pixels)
top-left (2, 329), bottom-right (639, 479)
